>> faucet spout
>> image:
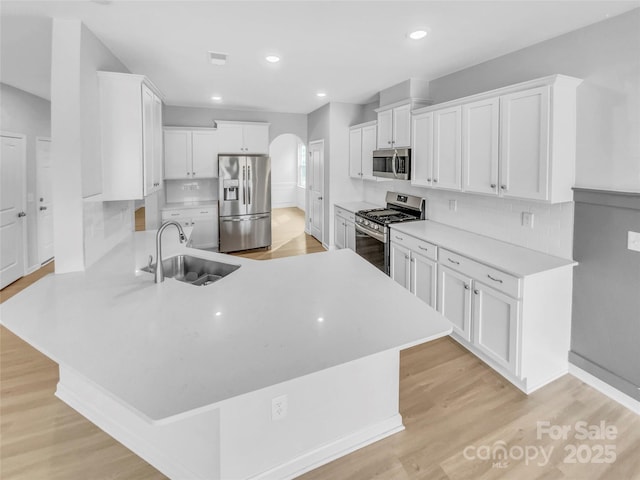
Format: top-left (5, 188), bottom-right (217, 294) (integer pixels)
top-left (155, 220), bottom-right (187, 283)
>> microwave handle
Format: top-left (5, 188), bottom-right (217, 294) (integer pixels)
top-left (392, 150), bottom-right (398, 178)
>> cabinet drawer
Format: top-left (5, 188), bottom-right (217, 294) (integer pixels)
top-left (191, 208), bottom-right (215, 218)
top-left (162, 209), bottom-right (188, 219)
top-left (335, 207), bottom-right (347, 219)
top-left (439, 248), bottom-right (520, 298)
top-left (390, 232), bottom-right (437, 261)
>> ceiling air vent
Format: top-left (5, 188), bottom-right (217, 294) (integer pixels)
top-left (208, 51), bottom-right (228, 66)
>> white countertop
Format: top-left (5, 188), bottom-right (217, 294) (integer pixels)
top-left (334, 201), bottom-right (380, 213)
top-left (162, 201), bottom-right (218, 211)
top-left (390, 220), bottom-right (575, 277)
top-left (1, 231), bottom-right (451, 424)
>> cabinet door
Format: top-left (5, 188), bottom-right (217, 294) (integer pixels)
top-left (390, 242), bottom-right (411, 290)
top-left (360, 124), bottom-right (377, 179)
top-left (164, 130), bottom-right (191, 179)
top-left (433, 106), bottom-right (462, 191)
top-left (411, 252), bottom-right (437, 308)
top-left (377, 109), bottom-right (393, 149)
top-left (217, 123), bottom-right (244, 153)
top-left (392, 104), bottom-right (411, 147)
top-left (141, 84), bottom-right (156, 196)
top-left (463, 98), bottom-right (499, 195)
top-left (192, 131), bottom-right (218, 178)
top-left (152, 94), bottom-right (163, 188)
top-left (411, 112), bottom-right (433, 187)
top-left (242, 124), bottom-right (269, 154)
top-left (334, 215), bottom-right (346, 249)
top-left (438, 265), bottom-right (472, 341)
top-left (345, 219), bottom-right (356, 251)
top-left (499, 86), bottom-right (550, 201)
top-left (349, 128), bottom-right (363, 178)
top-left (472, 282), bottom-right (519, 374)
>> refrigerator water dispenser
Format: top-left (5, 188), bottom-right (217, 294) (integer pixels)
top-left (223, 179), bottom-right (240, 201)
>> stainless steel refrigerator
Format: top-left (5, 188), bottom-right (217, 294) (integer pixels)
top-left (218, 155), bottom-right (271, 253)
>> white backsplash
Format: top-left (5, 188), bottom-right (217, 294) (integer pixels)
top-left (362, 180), bottom-right (574, 259)
top-left (83, 200), bottom-right (134, 267)
top-left (165, 179), bottom-right (217, 204)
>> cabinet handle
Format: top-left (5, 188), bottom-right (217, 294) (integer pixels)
top-left (192, 172), bottom-right (196, 176)
top-left (387, 141), bottom-right (391, 145)
top-left (433, 179), bottom-right (438, 183)
top-left (418, 245), bottom-right (428, 251)
top-left (464, 283), bottom-right (470, 290)
top-left (171, 213), bottom-right (180, 216)
top-left (405, 255), bottom-right (410, 260)
top-left (474, 289), bottom-right (479, 295)
top-left (427, 178), bottom-right (432, 182)
top-left (448, 257), bottom-right (460, 265)
top-left (501, 185), bottom-right (507, 190)
top-left (487, 274), bottom-right (503, 284)
top-left (490, 183), bottom-right (497, 188)
top-left (411, 257), bottom-right (415, 263)
top-left (395, 236), bottom-right (403, 241)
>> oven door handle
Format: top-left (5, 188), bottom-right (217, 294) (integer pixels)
top-left (355, 223), bottom-right (385, 243)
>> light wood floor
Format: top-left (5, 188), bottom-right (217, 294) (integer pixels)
top-left (2, 219), bottom-right (639, 479)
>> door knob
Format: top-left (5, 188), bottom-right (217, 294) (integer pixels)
top-left (318, 196), bottom-right (323, 200)
top-left (39, 206), bottom-right (47, 211)
top-left (17, 211), bottom-right (26, 217)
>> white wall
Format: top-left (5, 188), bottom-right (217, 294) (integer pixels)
top-left (51, 19), bottom-right (133, 272)
top-left (269, 133), bottom-right (300, 208)
top-left (0, 83), bottom-right (51, 270)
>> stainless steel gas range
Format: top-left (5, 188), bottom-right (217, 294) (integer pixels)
top-left (355, 192), bottom-right (426, 274)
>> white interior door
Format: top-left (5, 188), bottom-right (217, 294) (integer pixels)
top-left (36, 138), bottom-right (54, 264)
top-left (1, 134), bottom-right (26, 289)
top-left (308, 140), bottom-right (324, 243)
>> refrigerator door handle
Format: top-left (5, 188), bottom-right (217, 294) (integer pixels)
top-left (247, 165), bottom-right (251, 205)
top-left (242, 165), bottom-right (246, 205)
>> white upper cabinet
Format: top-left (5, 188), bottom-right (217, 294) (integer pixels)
top-left (499, 86), bottom-right (550, 201)
top-left (376, 109), bottom-right (393, 148)
top-left (433, 106), bottom-right (462, 191)
top-left (462, 97), bottom-right (500, 195)
top-left (99, 72), bottom-right (164, 200)
top-left (217, 121), bottom-right (269, 154)
top-left (375, 101), bottom-right (428, 149)
top-left (392, 104), bottom-right (411, 148)
top-left (411, 112), bottom-right (434, 187)
top-left (348, 121), bottom-right (378, 180)
top-left (164, 129), bottom-right (218, 179)
top-left (410, 75), bottom-right (581, 203)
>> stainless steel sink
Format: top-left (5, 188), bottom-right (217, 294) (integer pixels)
top-left (142, 255), bottom-right (240, 286)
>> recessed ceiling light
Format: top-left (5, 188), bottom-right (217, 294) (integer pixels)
top-left (316, 92), bottom-right (327, 98)
top-left (265, 55), bottom-right (280, 63)
top-left (211, 95), bottom-right (222, 101)
top-left (409, 30), bottom-right (428, 40)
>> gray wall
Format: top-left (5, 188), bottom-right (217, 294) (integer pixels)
top-left (163, 105), bottom-right (308, 144)
top-left (570, 189), bottom-right (640, 400)
top-left (0, 83), bottom-right (51, 270)
top-left (428, 8), bottom-right (640, 192)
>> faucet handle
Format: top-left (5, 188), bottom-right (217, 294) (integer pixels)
top-left (148, 255), bottom-right (154, 271)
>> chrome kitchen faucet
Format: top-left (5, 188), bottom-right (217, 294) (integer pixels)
top-left (154, 220), bottom-right (187, 283)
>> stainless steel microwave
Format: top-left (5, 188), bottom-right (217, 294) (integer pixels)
top-left (372, 148), bottom-right (411, 180)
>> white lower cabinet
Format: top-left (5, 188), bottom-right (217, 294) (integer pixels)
top-left (334, 207), bottom-right (355, 251)
top-left (472, 282), bottom-right (519, 373)
top-left (437, 265), bottom-right (472, 342)
top-left (390, 234), bottom-right (437, 308)
top-left (161, 206), bottom-right (218, 249)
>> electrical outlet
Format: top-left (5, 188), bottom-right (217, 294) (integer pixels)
top-left (628, 231), bottom-right (640, 252)
top-left (521, 212), bottom-right (534, 228)
top-left (449, 199), bottom-right (457, 212)
top-left (271, 395), bottom-right (288, 421)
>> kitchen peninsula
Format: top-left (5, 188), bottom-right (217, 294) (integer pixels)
top-left (0, 230), bottom-right (452, 480)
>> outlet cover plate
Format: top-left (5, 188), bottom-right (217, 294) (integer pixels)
top-left (271, 394), bottom-right (288, 421)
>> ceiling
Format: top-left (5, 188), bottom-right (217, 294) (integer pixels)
top-left (1, 1), bottom-right (638, 114)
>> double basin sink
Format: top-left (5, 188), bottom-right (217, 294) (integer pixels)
top-left (142, 255), bottom-right (240, 286)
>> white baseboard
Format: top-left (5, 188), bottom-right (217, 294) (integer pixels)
top-left (569, 363), bottom-right (640, 415)
top-left (250, 415), bottom-right (404, 480)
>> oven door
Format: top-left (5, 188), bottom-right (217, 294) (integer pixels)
top-left (355, 224), bottom-right (387, 274)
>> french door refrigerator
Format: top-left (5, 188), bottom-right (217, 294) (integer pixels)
top-left (218, 155), bottom-right (271, 252)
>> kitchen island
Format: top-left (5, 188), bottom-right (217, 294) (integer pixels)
top-left (0, 230), bottom-right (451, 479)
